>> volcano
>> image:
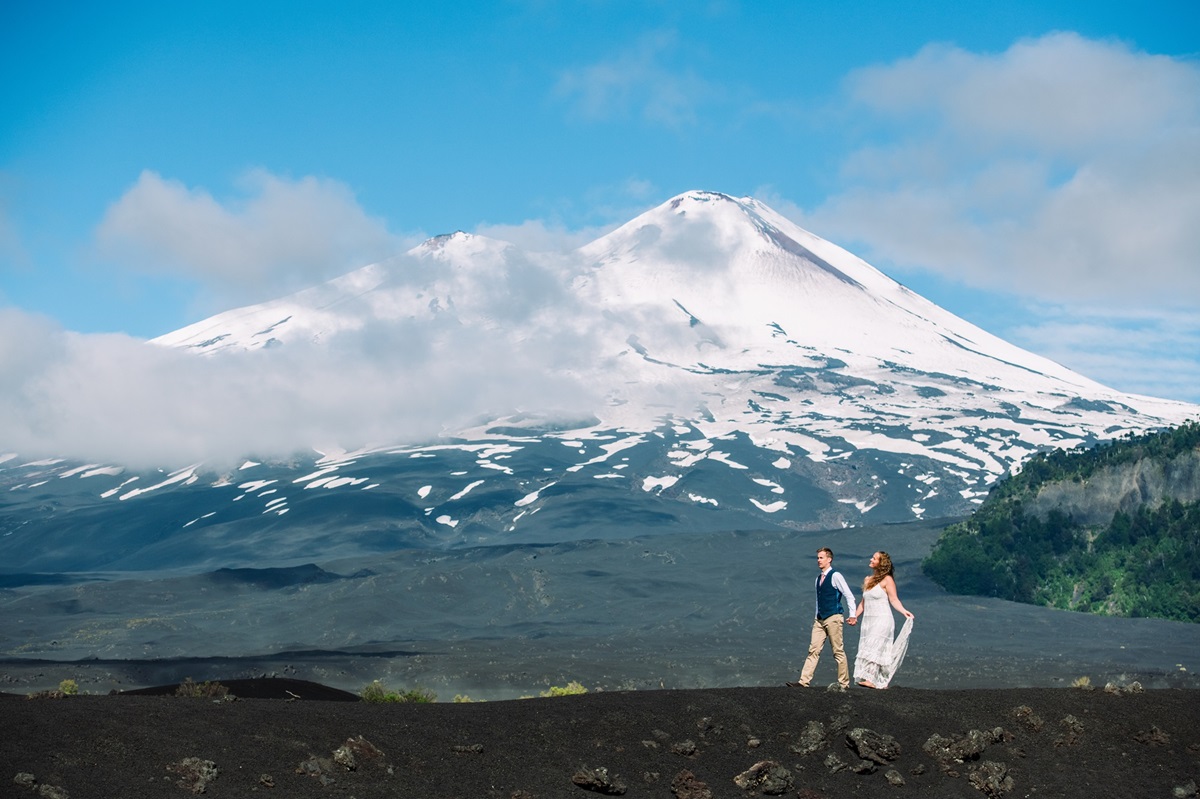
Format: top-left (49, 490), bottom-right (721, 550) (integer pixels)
top-left (2, 191), bottom-right (1196, 575)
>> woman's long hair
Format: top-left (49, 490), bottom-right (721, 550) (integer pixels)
top-left (865, 551), bottom-right (894, 590)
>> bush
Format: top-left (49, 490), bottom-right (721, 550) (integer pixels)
top-left (175, 678), bottom-right (230, 699)
top-left (360, 680), bottom-right (437, 703)
top-left (27, 682), bottom-right (78, 700)
top-left (541, 681), bottom-right (587, 697)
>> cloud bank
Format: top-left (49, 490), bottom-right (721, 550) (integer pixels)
top-left (802, 32), bottom-right (1200, 304)
top-left (95, 170), bottom-right (405, 301)
top-left (780, 32), bottom-right (1200, 403)
top-left (0, 300), bottom-right (605, 470)
top-left (555, 30), bottom-right (718, 128)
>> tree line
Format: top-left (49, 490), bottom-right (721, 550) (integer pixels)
top-left (922, 420), bottom-right (1200, 623)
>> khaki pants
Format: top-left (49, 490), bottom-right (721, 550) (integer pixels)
top-left (799, 614), bottom-right (849, 687)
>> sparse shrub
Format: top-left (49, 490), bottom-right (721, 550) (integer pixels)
top-left (58, 679), bottom-right (79, 696)
top-left (453, 694), bottom-right (481, 703)
top-left (175, 677), bottom-right (230, 699)
top-left (541, 681), bottom-right (587, 697)
top-left (1071, 676), bottom-right (1092, 689)
top-left (360, 680), bottom-right (436, 703)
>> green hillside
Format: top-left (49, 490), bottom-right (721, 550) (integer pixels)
top-left (923, 421), bottom-right (1200, 622)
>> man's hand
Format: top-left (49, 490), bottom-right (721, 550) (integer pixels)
top-left (847, 616), bottom-right (857, 626)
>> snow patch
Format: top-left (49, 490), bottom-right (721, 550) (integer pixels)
top-left (449, 480), bottom-right (485, 501)
top-left (642, 475), bottom-right (680, 492)
top-left (515, 482), bottom-right (557, 507)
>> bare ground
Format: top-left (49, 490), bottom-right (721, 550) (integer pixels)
top-left (3, 679), bottom-right (1199, 799)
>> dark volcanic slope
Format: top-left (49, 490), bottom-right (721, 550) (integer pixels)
top-left (4, 685), bottom-right (1198, 799)
top-left (3, 522), bottom-right (1198, 699)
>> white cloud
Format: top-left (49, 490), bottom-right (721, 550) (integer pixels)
top-left (798, 32), bottom-right (1200, 305)
top-left (1009, 305), bottom-right (1200, 403)
top-left (0, 302), bottom-right (605, 470)
top-left (473, 178), bottom-right (657, 251)
top-left (779, 32), bottom-right (1200, 404)
top-left (846, 33), bottom-right (1200, 155)
top-left (555, 31), bottom-right (716, 127)
top-left (95, 170), bottom-right (407, 299)
top-left (472, 218), bottom-right (609, 252)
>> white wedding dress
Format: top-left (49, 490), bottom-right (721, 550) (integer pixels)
top-left (853, 584), bottom-right (914, 689)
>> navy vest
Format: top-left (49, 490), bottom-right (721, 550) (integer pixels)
top-left (816, 570), bottom-right (844, 619)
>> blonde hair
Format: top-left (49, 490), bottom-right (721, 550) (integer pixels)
top-left (865, 551), bottom-right (894, 590)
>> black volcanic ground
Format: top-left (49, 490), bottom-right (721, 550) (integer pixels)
top-left (2, 520), bottom-right (1197, 698)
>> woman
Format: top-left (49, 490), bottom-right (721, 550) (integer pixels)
top-left (853, 551), bottom-right (915, 689)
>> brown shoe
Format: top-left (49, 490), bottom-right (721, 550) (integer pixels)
top-left (784, 681), bottom-right (807, 688)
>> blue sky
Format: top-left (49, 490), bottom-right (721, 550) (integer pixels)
top-left (2, 0), bottom-right (1199, 406)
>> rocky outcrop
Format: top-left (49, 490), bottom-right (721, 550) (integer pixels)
top-left (1027, 449), bottom-right (1200, 526)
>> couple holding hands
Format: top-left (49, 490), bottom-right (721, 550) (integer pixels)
top-left (786, 547), bottom-right (915, 690)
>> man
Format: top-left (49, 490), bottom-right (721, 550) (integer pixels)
top-left (787, 547), bottom-right (858, 689)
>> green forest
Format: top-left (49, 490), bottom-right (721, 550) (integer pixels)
top-left (922, 421), bottom-right (1200, 623)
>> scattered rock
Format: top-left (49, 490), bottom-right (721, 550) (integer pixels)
top-left (452, 743), bottom-right (485, 755)
top-left (851, 759), bottom-right (877, 774)
top-left (166, 757), bottom-right (217, 794)
top-left (671, 769), bottom-right (713, 799)
top-left (1103, 679), bottom-right (1144, 695)
top-left (296, 757), bottom-right (336, 786)
top-left (828, 704), bottom-right (853, 734)
top-left (732, 760), bottom-right (793, 795)
top-left (670, 740), bottom-right (697, 757)
top-left (1012, 705), bottom-right (1044, 732)
top-left (885, 768), bottom-right (906, 786)
top-left (967, 760), bottom-right (1014, 797)
top-left (12, 777), bottom-right (71, 799)
top-left (747, 737), bottom-right (762, 748)
top-left (572, 765), bottom-right (627, 795)
top-left (333, 735), bottom-right (383, 770)
top-left (823, 752), bottom-right (849, 774)
top-left (1173, 780), bottom-right (1198, 798)
top-left (846, 727), bottom-right (901, 764)
top-left (258, 774), bottom-right (274, 787)
top-left (1054, 715), bottom-right (1084, 747)
top-left (923, 728), bottom-right (1003, 768)
top-left (1134, 726), bottom-right (1171, 746)
top-left (790, 720), bottom-right (827, 755)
